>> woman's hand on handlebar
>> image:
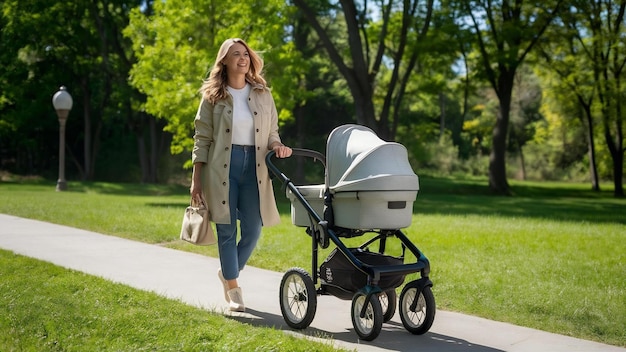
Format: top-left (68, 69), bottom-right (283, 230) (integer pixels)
top-left (272, 144), bottom-right (292, 158)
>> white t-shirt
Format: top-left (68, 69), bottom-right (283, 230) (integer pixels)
top-left (227, 84), bottom-right (255, 146)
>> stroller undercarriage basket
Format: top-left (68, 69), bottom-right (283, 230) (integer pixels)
top-left (320, 247), bottom-right (405, 300)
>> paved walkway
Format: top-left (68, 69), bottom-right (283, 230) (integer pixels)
top-left (0, 213), bottom-right (624, 352)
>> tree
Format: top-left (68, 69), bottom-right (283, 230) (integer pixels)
top-left (293, 0), bottom-right (436, 140)
top-left (125, 0), bottom-right (302, 166)
top-left (536, 0), bottom-right (625, 196)
top-left (578, 0), bottom-right (625, 197)
top-left (451, 0), bottom-right (564, 194)
top-left (535, 17), bottom-right (602, 191)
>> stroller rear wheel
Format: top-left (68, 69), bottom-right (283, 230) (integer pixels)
top-left (279, 268), bottom-right (317, 329)
top-left (379, 289), bottom-right (397, 322)
top-left (351, 291), bottom-right (383, 341)
top-left (399, 281), bottom-right (435, 334)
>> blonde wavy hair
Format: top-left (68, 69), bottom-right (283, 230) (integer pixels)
top-left (200, 38), bottom-right (267, 104)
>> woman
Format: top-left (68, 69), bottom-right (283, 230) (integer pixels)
top-left (190, 38), bottom-right (292, 312)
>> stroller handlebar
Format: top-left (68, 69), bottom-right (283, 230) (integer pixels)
top-left (265, 148), bottom-right (326, 183)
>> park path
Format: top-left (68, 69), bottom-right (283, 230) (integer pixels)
top-left (1, 213), bottom-right (624, 352)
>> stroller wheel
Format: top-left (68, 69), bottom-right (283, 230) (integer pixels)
top-left (351, 291), bottom-right (383, 341)
top-left (279, 268), bottom-right (317, 329)
top-left (379, 289), bottom-right (397, 322)
top-left (399, 282), bottom-right (436, 334)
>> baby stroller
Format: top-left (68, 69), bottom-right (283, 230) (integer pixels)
top-left (266, 124), bottom-right (435, 341)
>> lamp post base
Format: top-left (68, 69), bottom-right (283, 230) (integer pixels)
top-left (56, 179), bottom-right (67, 191)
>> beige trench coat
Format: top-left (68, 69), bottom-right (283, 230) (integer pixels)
top-left (191, 84), bottom-right (282, 226)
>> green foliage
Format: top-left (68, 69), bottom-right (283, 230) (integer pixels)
top-left (1, 0), bottom-right (623, 192)
top-left (532, 0), bottom-right (625, 194)
top-left (124, 0), bottom-right (304, 161)
top-left (0, 0), bottom-right (164, 182)
top-left (125, 1), bottom-right (211, 156)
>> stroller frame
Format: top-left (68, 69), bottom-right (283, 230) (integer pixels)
top-left (266, 147), bottom-right (435, 341)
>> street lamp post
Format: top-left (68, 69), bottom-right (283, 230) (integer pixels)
top-left (52, 86), bottom-right (73, 191)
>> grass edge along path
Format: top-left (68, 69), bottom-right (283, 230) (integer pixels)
top-left (0, 249), bottom-right (346, 352)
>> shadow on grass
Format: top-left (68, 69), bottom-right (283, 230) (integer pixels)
top-left (66, 182), bottom-right (189, 196)
top-left (277, 176), bottom-right (625, 226)
top-left (4, 177), bottom-right (622, 225)
top-left (411, 176), bottom-right (625, 225)
top-left (1, 180), bottom-right (189, 196)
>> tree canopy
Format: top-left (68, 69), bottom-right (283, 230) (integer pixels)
top-left (1, 0), bottom-right (623, 196)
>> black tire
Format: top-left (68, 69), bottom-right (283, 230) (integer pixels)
top-left (379, 289), bottom-right (397, 322)
top-left (399, 282), bottom-right (436, 335)
top-left (351, 291), bottom-right (383, 341)
top-left (279, 268), bottom-right (317, 329)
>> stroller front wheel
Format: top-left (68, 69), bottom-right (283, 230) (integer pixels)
top-left (351, 291), bottom-right (383, 341)
top-left (399, 282), bottom-right (436, 334)
top-left (279, 268), bottom-right (317, 329)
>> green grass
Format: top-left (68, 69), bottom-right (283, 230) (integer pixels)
top-left (0, 177), bottom-right (625, 347)
top-left (0, 250), bottom-right (343, 352)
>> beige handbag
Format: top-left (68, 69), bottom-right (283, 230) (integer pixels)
top-left (180, 198), bottom-right (216, 245)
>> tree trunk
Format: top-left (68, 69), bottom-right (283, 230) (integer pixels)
top-left (133, 112), bottom-right (149, 183)
top-left (81, 78), bottom-right (92, 181)
top-left (294, 104), bottom-right (306, 184)
top-left (611, 147), bottom-right (624, 197)
top-left (611, 66), bottom-right (624, 197)
top-left (604, 125), bottom-right (624, 197)
top-left (149, 116), bottom-right (158, 183)
top-left (137, 131), bottom-right (149, 183)
top-left (439, 92), bottom-right (446, 139)
top-left (581, 104), bottom-right (600, 191)
top-left (488, 112), bottom-right (510, 194)
top-left (352, 87), bottom-right (378, 135)
top-left (518, 144), bottom-right (526, 181)
top-left (489, 75), bottom-right (513, 195)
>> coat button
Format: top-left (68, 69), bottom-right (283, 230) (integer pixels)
top-left (256, 128), bottom-right (259, 132)
top-left (227, 110), bottom-right (232, 114)
top-left (223, 164), bottom-right (227, 168)
top-left (226, 128), bottom-right (230, 133)
top-left (222, 201), bottom-right (226, 204)
top-left (257, 146), bottom-right (260, 150)
top-left (225, 146), bottom-right (229, 151)
top-left (222, 182), bottom-right (227, 186)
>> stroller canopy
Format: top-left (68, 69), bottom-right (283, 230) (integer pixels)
top-left (326, 125), bottom-right (419, 192)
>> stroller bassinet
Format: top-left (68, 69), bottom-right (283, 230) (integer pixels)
top-left (287, 124), bottom-right (420, 229)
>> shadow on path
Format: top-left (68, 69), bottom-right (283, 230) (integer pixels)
top-left (228, 308), bottom-right (503, 352)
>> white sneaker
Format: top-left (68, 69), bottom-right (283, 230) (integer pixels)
top-left (217, 269), bottom-right (230, 303)
top-left (227, 287), bottom-right (245, 312)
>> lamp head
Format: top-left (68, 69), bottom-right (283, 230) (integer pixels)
top-left (52, 86), bottom-right (73, 111)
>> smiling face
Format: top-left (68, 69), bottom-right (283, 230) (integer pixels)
top-left (223, 42), bottom-right (250, 78)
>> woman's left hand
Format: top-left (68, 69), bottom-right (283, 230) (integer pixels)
top-left (273, 144), bottom-right (292, 158)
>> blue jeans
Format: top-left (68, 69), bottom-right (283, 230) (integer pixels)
top-left (216, 145), bottom-right (262, 280)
